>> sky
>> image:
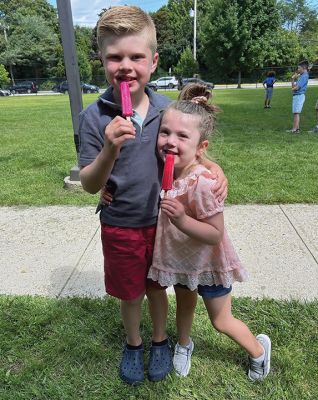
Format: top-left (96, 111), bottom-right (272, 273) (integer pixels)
top-left (48, 0), bottom-right (318, 27)
top-left (48, 0), bottom-right (168, 26)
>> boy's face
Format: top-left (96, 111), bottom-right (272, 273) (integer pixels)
top-left (297, 65), bottom-right (305, 74)
top-left (100, 29), bottom-right (158, 101)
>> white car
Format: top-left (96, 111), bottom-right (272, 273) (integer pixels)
top-left (150, 76), bottom-right (178, 89)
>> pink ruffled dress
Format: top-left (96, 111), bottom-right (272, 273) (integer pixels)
top-left (148, 165), bottom-right (248, 290)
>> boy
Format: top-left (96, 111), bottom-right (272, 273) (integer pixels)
top-left (287, 60), bottom-right (309, 134)
top-left (262, 71), bottom-right (276, 109)
top-left (78, 6), bottom-right (227, 385)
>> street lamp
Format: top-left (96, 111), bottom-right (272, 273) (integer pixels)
top-left (190, 0), bottom-right (197, 60)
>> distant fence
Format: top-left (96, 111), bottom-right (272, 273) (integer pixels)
top-left (5, 64), bottom-right (318, 91)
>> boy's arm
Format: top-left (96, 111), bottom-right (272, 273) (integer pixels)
top-left (291, 73), bottom-right (299, 91)
top-left (201, 158), bottom-right (228, 201)
top-left (80, 116), bottom-right (136, 194)
top-left (160, 197), bottom-right (224, 245)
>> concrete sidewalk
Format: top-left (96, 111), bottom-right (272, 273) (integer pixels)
top-left (0, 205), bottom-right (317, 300)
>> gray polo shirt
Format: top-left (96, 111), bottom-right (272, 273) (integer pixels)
top-left (78, 87), bottom-right (171, 227)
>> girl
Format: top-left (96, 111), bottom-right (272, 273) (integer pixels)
top-left (148, 83), bottom-right (271, 381)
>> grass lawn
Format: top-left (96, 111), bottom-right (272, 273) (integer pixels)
top-left (1, 89), bottom-right (318, 399)
top-left (0, 295), bottom-right (317, 400)
top-left (0, 87), bottom-right (317, 205)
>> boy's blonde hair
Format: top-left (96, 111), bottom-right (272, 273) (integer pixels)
top-left (97, 6), bottom-right (157, 55)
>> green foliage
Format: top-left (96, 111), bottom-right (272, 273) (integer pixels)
top-left (77, 50), bottom-right (92, 83)
top-left (200, 0), bottom-right (281, 80)
top-left (174, 47), bottom-right (199, 77)
top-left (0, 13), bottom-right (58, 77)
top-left (0, 63), bottom-right (9, 86)
top-left (0, 88), bottom-right (318, 206)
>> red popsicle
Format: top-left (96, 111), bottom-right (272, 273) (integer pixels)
top-left (120, 81), bottom-right (133, 121)
top-left (162, 154), bottom-right (174, 192)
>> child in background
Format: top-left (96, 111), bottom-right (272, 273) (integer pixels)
top-left (79, 6), bottom-right (228, 385)
top-left (148, 83), bottom-right (271, 381)
top-left (287, 60), bottom-right (309, 134)
top-left (308, 100), bottom-right (318, 133)
top-left (263, 71), bottom-right (276, 108)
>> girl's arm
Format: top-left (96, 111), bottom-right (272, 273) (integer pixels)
top-left (160, 197), bottom-right (224, 245)
top-left (200, 159), bottom-right (228, 201)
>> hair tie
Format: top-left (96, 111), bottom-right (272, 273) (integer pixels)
top-left (191, 96), bottom-right (208, 104)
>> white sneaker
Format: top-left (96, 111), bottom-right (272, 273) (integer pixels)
top-left (173, 339), bottom-right (194, 377)
top-left (248, 334), bottom-right (271, 381)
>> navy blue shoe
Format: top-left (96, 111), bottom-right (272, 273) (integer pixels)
top-left (119, 344), bottom-right (144, 385)
top-left (148, 341), bottom-right (173, 382)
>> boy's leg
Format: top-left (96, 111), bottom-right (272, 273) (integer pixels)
top-left (293, 113), bottom-right (300, 131)
top-left (146, 285), bottom-right (173, 381)
top-left (203, 293), bottom-right (271, 380)
top-left (172, 285), bottom-right (197, 377)
top-left (121, 293), bottom-right (145, 345)
top-left (146, 286), bottom-right (168, 342)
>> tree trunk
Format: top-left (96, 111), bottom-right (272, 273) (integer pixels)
top-left (9, 64), bottom-right (15, 85)
top-left (237, 70), bottom-right (242, 89)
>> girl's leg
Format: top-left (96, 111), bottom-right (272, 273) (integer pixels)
top-left (146, 286), bottom-right (168, 342)
top-left (174, 285), bottom-right (198, 346)
top-left (203, 294), bottom-right (263, 358)
top-left (120, 293), bottom-right (145, 345)
top-left (173, 285), bottom-right (198, 376)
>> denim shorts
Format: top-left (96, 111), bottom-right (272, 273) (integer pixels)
top-left (292, 94), bottom-right (305, 114)
top-left (174, 283), bottom-right (232, 299)
top-left (265, 87), bottom-right (273, 99)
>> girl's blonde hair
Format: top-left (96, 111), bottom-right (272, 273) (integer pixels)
top-left (97, 6), bottom-right (157, 55)
top-left (165, 83), bottom-right (219, 143)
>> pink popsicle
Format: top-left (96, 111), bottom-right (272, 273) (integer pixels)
top-left (120, 81), bottom-right (133, 121)
top-left (162, 154), bottom-right (174, 192)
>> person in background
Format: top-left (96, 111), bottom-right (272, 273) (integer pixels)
top-left (263, 71), bottom-right (276, 108)
top-left (287, 60), bottom-right (309, 134)
top-left (308, 99), bottom-right (318, 133)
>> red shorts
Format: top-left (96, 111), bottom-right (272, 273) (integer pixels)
top-left (101, 223), bottom-right (164, 300)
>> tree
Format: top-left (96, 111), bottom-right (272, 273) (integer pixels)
top-left (0, 13), bottom-right (58, 80)
top-left (200, 0), bottom-right (281, 87)
top-left (174, 47), bottom-right (199, 77)
top-left (0, 63), bottom-right (9, 86)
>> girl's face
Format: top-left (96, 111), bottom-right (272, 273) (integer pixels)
top-left (157, 109), bottom-right (209, 178)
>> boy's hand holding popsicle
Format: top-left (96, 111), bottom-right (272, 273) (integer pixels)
top-left (103, 82), bottom-right (135, 158)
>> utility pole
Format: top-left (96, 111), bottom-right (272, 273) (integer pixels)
top-left (194, 0), bottom-right (197, 60)
top-left (56, 0), bottom-right (83, 186)
top-left (190, 0), bottom-right (197, 60)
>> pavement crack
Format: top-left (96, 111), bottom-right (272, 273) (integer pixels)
top-left (57, 224), bottom-right (100, 298)
top-left (279, 205), bottom-right (318, 266)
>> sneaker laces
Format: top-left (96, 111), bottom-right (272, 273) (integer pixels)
top-left (249, 357), bottom-right (265, 376)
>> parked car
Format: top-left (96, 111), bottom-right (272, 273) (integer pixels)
top-left (149, 76), bottom-right (178, 89)
top-left (9, 81), bottom-right (38, 94)
top-left (178, 77), bottom-right (214, 91)
top-left (146, 82), bottom-right (157, 91)
top-left (52, 81), bottom-right (100, 94)
top-left (0, 89), bottom-right (10, 96)
top-left (81, 83), bottom-right (100, 93)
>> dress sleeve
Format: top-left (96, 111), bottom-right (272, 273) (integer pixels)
top-left (188, 172), bottom-right (224, 220)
